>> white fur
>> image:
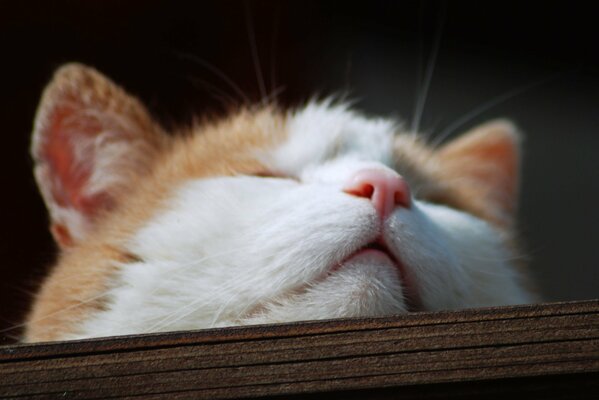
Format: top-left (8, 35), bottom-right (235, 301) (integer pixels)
top-left (269, 102), bottom-right (396, 177)
top-left (68, 102), bottom-right (532, 339)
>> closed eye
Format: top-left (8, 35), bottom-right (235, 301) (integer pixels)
top-left (253, 170), bottom-right (299, 181)
top-left (254, 170), bottom-right (285, 178)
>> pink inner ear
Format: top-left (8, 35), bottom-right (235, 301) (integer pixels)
top-left (43, 105), bottom-right (113, 219)
top-left (436, 123), bottom-right (520, 223)
top-left (470, 137), bottom-right (517, 184)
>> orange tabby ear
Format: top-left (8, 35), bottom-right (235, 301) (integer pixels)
top-left (435, 120), bottom-right (521, 226)
top-left (31, 63), bottom-right (167, 248)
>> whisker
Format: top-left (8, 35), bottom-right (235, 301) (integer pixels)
top-left (145, 247), bottom-right (310, 333)
top-left (175, 51), bottom-right (251, 104)
top-left (244, 0), bottom-right (268, 105)
top-left (1, 333), bottom-right (21, 342)
top-left (261, 85), bottom-right (286, 106)
top-left (145, 286), bottom-right (219, 333)
top-left (147, 262), bottom-right (264, 332)
top-left (149, 277), bottom-right (246, 333)
top-left (187, 76), bottom-right (239, 110)
top-left (6, 284), bottom-right (38, 298)
top-left (413, 0), bottom-right (426, 128)
top-left (0, 289), bottom-right (113, 337)
top-left (5, 246), bottom-right (256, 339)
top-left (159, 288), bottom-right (236, 329)
top-left (432, 72), bottom-right (562, 148)
top-left (269, 3), bottom-right (281, 99)
top-left (410, 1), bottom-right (447, 134)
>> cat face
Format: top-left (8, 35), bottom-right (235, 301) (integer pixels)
top-left (25, 64), bottom-right (533, 342)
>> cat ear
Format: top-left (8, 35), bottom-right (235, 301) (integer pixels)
top-left (435, 120), bottom-right (521, 226)
top-left (31, 63), bottom-right (167, 248)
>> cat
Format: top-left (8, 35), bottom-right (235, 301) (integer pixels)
top-left (24, 63), bottom-right (534, 342)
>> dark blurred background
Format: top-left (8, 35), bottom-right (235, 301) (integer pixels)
top-left (0, 0), bottom-right (597, 343)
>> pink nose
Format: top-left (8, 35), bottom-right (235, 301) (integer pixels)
top-left (343, 168), bottom-right (411, 218)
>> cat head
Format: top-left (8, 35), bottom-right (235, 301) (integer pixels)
top-left (26, 63), bottom-right (532, 341)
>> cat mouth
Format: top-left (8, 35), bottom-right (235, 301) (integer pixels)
top-left (338, 238), bottom-right (422, 312)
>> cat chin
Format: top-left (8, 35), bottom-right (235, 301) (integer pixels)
top-left (239, 257), bottom-right (409, 325)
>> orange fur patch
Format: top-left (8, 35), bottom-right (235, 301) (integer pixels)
top-left (26, 66), bottom-right (288, 341)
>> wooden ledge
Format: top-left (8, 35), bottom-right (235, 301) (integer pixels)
top-left (1, 300), bottom-right (598, 399)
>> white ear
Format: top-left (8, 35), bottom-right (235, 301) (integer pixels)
top-left (436, 120), bottom-right (522, 226)
top-left (31, 63), bottom-right (167, 247)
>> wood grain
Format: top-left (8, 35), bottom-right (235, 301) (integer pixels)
top-left (1, 300), bottom-right (598, 399)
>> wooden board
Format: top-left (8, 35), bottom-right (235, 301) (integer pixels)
top-left (1, 300), bottom-right (598, 399)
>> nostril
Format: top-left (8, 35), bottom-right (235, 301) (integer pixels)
top-left (346, 183), bottom-right (374, 199)
top-left (343, 168), bottom-right (411, 218)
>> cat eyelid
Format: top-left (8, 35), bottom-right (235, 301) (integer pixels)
top-left (253, 170), bottom-right (298, 181)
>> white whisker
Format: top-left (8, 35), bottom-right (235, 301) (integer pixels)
top-left (432, 73), bottom-right (560, 147)
top-left (187, 76), bottom-right (239, 109)
top-left (0, 289), bottom-right (112, 337)
top-left (269, 3), bottom-right (281, 99)
top-left (176, 51), bottom-right (251, 104)
top-left (244, 0), bottom-right (268, 104)
top-left (411, 1), bottom-right (447, 134)
top-left (9, 246), bottom-right (256, 339)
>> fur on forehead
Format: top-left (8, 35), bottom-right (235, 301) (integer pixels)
top-left (269, 101), bottom-right (397, 175)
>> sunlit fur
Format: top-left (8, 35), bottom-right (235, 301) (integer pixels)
top-left (25, 64), bottom-right (533, 342)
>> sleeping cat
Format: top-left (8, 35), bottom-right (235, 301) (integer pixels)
top-left (24, 63), bottom-right (533, 342)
